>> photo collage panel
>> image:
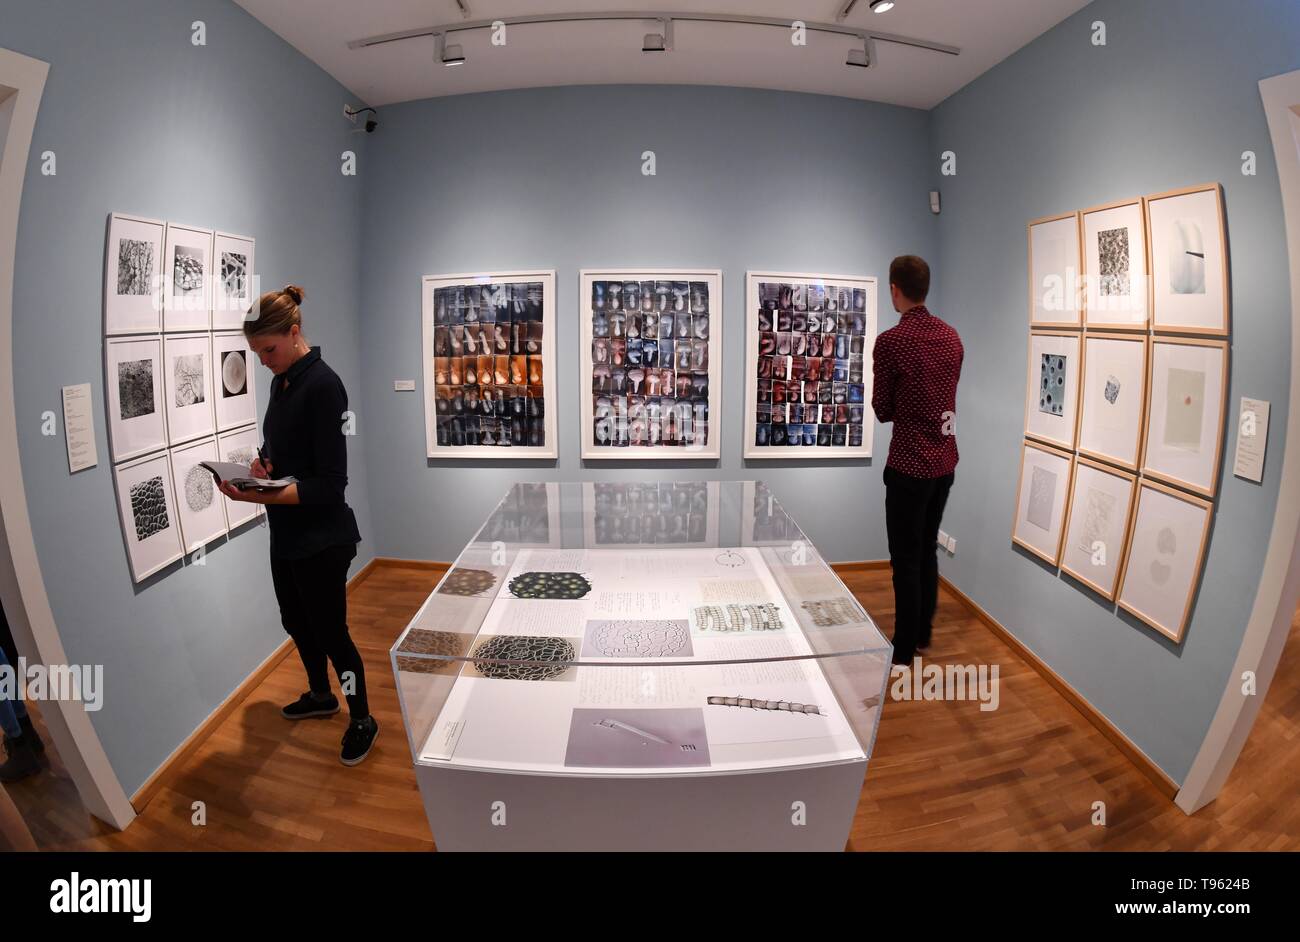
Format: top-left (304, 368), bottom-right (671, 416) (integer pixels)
top-left (590, 482), bottom-right (711, 545)
top-left (431, 282), bottom-right (546, 448)
top-left (589, 279), bottom-right (711, 448)
top-left (752, 281), bottom-right (868, 448)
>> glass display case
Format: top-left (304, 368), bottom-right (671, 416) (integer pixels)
top-left (391, 481), bottom-right (892, 851)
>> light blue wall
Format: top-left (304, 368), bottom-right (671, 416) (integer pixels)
top-left (357, 84), bottom-right (937, 563)
top-left (3, 0), bottom-right (374, 794)
top-left (929, 0), bottom-right (1300, 782)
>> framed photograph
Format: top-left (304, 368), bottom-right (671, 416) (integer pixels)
top-left (1077, 332), bottom-right (1148, 470)
top-left (1058, 458), bottom-right (1138, 601)
top-left (211, 331), bottom-right (258, 432)
top-left (743, 271), bottom-right (876, 458)
top-left (1023, 330), bottom-right (1081, 449)
top-left (579, 269), bottom-right (722, 460)
top-left (1146, 183), bottom-right (1229, 336)
top-left (113, 450), bottom-right (184, 582)
top-left (162, 222), bottom-right (213, 332)
top-left (1141, 337), bottom-right (1228, 497)
top-left (162, 333), bottom-right (215, 446)
top-left (1116, 479), bottom-right (1213, 643)
top-left (581, 481), bottom-right (721, 548)
top-left (1011, 439), bottom-right (1074, 567)
top-left (212, 231), bottom-right (256, 330)
top-left (1082, 198), bottom-right (1148, 329)
top-left (104, 213), bottom-right (165, 335)
top-left (105, 334), bottom-right (166, 461)
top-left (168, 437), bottom-right (228, 552)
top-left (422, 271), bottom-right (557, 459)
top-left (1028, 212), bottom-right (1082, 328)
top-left (215, 424), bottom-right (265, 529)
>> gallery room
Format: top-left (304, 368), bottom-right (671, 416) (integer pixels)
top-left (1, 0), bottom-right (1299, 875)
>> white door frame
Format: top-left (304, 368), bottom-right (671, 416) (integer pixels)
top-left (0, 47), bottom-right (135, 829)
top-left (1176, 70), bottom-right (1300, 814)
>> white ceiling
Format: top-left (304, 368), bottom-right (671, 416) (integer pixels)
top-left (234, 0), bottom-right (1092, 111)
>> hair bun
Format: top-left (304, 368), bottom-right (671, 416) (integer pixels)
top-left (283, 284), bottom-right (305, 305)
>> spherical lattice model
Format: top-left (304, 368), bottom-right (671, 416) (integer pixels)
top-left (508, 571), bottom-right (592, 600)
top-left (471, 635), bottom-right (576, 681)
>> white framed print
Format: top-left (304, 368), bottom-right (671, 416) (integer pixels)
top-left (1116, 479), bottom-right (1213, 643)
top-left (212, 331), bottom-right (258, 432)
top-left (216, 424), bottom-right (265, 529)
top-left (743, 271), bottom-right (876, 458)
top-left (1028, 212), bottom-right (1082, 327)
top-left (1024, 330), bottom-right (1081, 449)
top-left (105, 334), bottom-right (167, 461)
top-left (113, 450), bottom-right (184, 582)
top-left (423, 271), bottom-right (557, 458)
top-left (104, 213), bottom-right (165, 334)
top-left (162, 332), bottom-right (215, 445)
top-left (213, 231), bottom-right (256, 330)
top-left (162, 222), bottom-right (213, 332)
top-left (1058, 458), bottom-right (1138, 601)
top-left (168, 437), bottom-right (228, 552)
top-left (1077, 332), bottom-right (1148, 470)
top-left (1142, 337), bottom-right (1228, 498)
top-left (1146, 183), bottom-right (1229, 336)
top-left (1082, 198), bottom-right (1149, 329)
top-left (1011, 440), bottom-right (1074, 567)
top-left (580, 269), bottom-right (722, 460)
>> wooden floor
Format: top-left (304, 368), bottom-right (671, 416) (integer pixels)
top-left (9, 563), bottom-right (1300, 851)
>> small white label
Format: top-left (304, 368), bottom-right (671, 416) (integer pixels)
top-left (394, 380), bottom-right (416, 391)
top-left (62, 383), bottom-right (98, 472)
top-left (1233, 397), bottom-right (1269, 483)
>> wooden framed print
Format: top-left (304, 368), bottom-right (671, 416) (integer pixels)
top-left (212, 231), bottom-right (256, 330)
top-left (104, 212), bottom-right (164, 335)
top-left (1142, 337), bottom-right (1228, 497)
top-left (212, 331), bottom-right (258, 432)
top-left (1023, 330), bottom-right (1081, 449)
top-left (1082, 198), bottom-right (1149, 329)
top-left (743, 271), bottom-right (876, 457)
top-left (215, 424), bottom-right (265, 529)
top-left (168, 437), bottom-right (228, 552)
top-left (162, 222), bottom-right (213, 332)
top-left (162, 332), bottom-right (215, 445)
top-left (1077, 332), bottom-right (1148, 470)
top-left (1146, 183), bottom-right (1229, 336)
top-left (1028, 212), bottom-right (1082, 327)
top-left (422, 271), bottom-right (557, 458)
top-left (113, 450), bottom-right (184, 582)
top-left (1011, 440), bottom-right (1074, 567)
top-left (1116, 478), bottom-right (1213, 643)
top-left (105, 334), bottom-right (167, 461)
top-left (1059, 458), bottom-right (1138, 600)
top-left (580, 269), bottom-right (721, 460)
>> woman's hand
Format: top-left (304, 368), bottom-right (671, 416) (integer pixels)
top-left (249, 456), bottom-right (272, 479)
top-left (217, 480), bottom-right (299, 505)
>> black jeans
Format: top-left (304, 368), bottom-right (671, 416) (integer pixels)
top-left (884, 466), bottom-right (954, 663)
top-left (270, 542), bottom-right (369, 719)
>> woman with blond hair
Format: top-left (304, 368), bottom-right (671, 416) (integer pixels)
top-left (218, 286), bottom-right (376, 765)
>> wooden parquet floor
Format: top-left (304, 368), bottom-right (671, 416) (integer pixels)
top-left (8, 564), bottom-right (1298, 851)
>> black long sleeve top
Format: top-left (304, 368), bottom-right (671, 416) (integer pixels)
top-left (261, 347), bottom-right (361, 559)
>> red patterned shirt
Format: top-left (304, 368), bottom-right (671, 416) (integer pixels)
top-left (872, 305), bottom-right (963, 478)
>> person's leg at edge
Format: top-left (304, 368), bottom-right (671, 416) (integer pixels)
top-left (291, 543), bottom-right (368, 720)
top-left (270, 553), bottom-right (336, 711)
top-left (885, 467), bottom-right (931, 665)
top-left (919, 472), bottom-right (955, 649)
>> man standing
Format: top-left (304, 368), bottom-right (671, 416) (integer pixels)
top-left (872, 256), bottom-right (963, 666)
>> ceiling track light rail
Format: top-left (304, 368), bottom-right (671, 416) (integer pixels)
top-left (346, 9), bottom-right (960, 61)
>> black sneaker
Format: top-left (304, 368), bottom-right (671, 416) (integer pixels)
top-left (281, 691), bottom-right (340, 720)
top-left (340, 716), bottom-right (378, 766)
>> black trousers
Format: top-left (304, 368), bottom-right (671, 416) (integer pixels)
top-left (270, 542), bottom-right (369, 719)
top-left (884, 466), bottom-right (954, 663)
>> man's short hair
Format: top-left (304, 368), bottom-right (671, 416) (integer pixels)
top-left (890, 255), bottom-right (930, 303)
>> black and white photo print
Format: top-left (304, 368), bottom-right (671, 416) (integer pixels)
top-left (114, 453), bottom-right (184, 582)
top-left (118, 359), bottom-right (155, 420)
top-left (117, 239), bottom-right (154, 296)
top-left (221, 349), bottom-right (247, 397)
top-left (173, 354), bottom-right (205, 407)
top-left (1097, 227), bottom-right (1131, 297)
top-left (213, 232), bottom-right (256, 329)
top-left (163, 223), bottom-right (213, 332)
top-left (130, 475), bottom-right (170, 542)
top-left (105, 213), bottom-right (165, 333)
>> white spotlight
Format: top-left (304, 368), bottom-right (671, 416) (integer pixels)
top-left (870, 1), bottom-right (896, 12)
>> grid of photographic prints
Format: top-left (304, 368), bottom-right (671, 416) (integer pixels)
top-left (583, 482), bottom-right (720, 547)
top-left (423, 272), bottom-right (556, 458)
top-left (743, 273), bottom-right (877, 458)
top-left (580, 270), bottom-right (722, 459)
top-left (102, 213), bottom-right (259, 583)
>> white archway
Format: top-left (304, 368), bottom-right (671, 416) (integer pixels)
top-left (0, 47), bottom-right (135, 830)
